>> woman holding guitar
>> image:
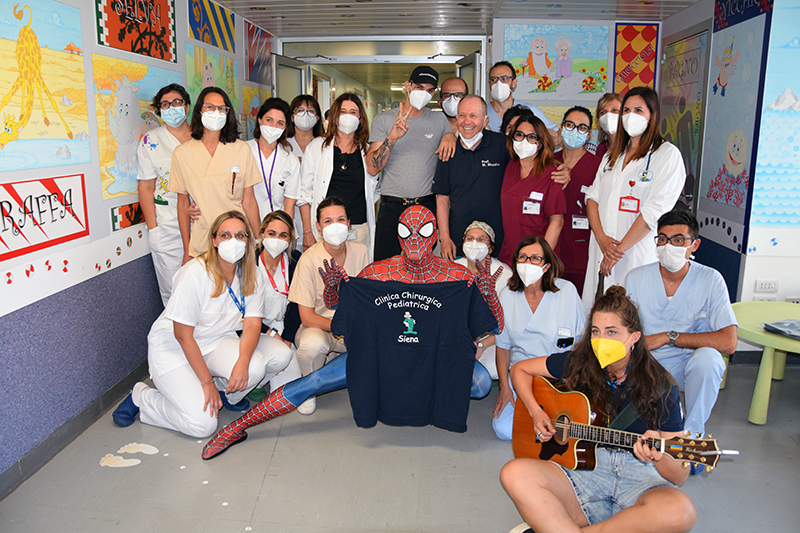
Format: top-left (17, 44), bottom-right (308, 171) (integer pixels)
top-left (500, 286), bottom-right (696, 533)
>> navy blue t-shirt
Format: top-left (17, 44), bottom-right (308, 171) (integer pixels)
top-left (545, 351), bottom-right (684, 435)
top-left (432, 130), bottom-right (509, 256)
top-left (331, 278), bottom-right (498, 432)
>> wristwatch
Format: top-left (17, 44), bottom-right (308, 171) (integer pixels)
top-left (667, 331), bottom-right (679, 347)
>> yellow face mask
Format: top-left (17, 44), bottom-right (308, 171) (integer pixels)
top-left (591, 335), bottom-right (633, 369)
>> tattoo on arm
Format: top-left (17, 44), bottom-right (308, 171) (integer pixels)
top-left (372, 138), bottom-right (395, 171)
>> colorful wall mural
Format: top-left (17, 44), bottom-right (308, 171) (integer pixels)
top-left (613, 24), bottom-right (659, 94)
top-left (188, 0), bottom-right (235, 53)
top-left (0, 0), bottom-right (90, 172)
top-left (185, 43), bottom-right (240, 117)
top-left (96, 0), bottom-right (177, 62)
top-left (245, 21), bottom-right (272, 88)
top-left (242, 85), bottom-right (269, 141)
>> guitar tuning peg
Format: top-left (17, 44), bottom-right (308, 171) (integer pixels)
top-left (683, 430), bottom-right (691, 437)
top-left (696, 432), bottom-right (702, 438)
top-left (682, 461), bottom-right (689, 468)
top-left (708, 466), bottom-right (714, 472)
top-left (707, 433), bottom-right (712, 438)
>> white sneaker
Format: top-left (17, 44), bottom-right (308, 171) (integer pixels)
top-left (297, 397), bottom-right (316, 415)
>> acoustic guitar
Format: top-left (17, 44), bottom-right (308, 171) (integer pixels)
top-left (512, 375), bottom-right (727, 471)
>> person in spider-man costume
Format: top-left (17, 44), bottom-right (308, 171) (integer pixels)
top-left (202, 205), bottom-right (504, 460)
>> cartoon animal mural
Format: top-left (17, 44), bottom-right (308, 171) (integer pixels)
top-left (0, 3), bottom-right (73, 149)
top-left (108, 78), bottom-right (143, 178)
top-left (140, 108), bottom-right (160, 136)
top-left (203, 62), bottom-right (214, 88)
top-left (527, 36), bottom-right (552, 79)
top-left (706, 128), bottom-right (749, 207)
top-left (713, 38), bottom-right (740, 97)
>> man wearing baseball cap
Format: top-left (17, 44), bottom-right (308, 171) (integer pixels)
top-left (366, 66), bottom-right (456, 260)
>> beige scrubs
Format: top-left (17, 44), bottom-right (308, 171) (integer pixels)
top-left (170, 139), bottom-right (260, 256)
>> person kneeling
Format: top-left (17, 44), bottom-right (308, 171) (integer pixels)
top-left (112, 211), bottom-right (292, 438)
top-left (500, 286), bottom-right (696, 533)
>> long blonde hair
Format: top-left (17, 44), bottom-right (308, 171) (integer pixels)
top-left (202, 211), bottom-right (258, 298)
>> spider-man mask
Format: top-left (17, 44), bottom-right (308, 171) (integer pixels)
top-left (397, 205), bottom-right (437, 261)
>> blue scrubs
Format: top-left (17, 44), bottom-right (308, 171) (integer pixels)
top-left (625, 261), bottom-right (737, 435)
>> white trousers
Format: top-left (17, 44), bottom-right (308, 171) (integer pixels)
top-left (139, 336), bottom-right (292, 437)
top-left (294, 325), bottom-right (347, 376)
top-left (148, 227), bottom-right (183, 307)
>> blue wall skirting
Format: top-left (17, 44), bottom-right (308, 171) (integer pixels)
top-left (693, 238), bottom-right (741, 303)
top-left (0, 255), bottom-right (162, 475)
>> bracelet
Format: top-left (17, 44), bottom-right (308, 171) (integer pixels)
top-left (201, 378), bottom-right (214, 386)
top-left (303, 230), bottom-right (312, 234)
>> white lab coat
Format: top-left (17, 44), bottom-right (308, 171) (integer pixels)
top-left (300, 136), bottom-right (379, 260)
top-left (582, 142), bottom-right (685, 308)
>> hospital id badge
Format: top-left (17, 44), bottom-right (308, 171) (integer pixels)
top-left (638, 170), bottom-right (653, 182)
top-left (523, 201), bottom-right (541, 215)
top-left (572, 215), bottom-right (589, 230)
top-left (619, 196), bottom-right (639, 213)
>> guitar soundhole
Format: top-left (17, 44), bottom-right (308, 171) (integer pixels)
top-left (554, 413), bottom-right (571, 445)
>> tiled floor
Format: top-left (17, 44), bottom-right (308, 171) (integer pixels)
top-left (1, 364), bottom-right (799, 532)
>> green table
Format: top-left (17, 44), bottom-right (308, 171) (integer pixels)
top-left (731, 301), bottom-right (800, 424)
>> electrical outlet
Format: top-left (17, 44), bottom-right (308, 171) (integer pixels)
top-left (786, 297), bottom-right (800, 304)
top-left (754, 279), bottom-right (778, 293)
top-left (754, 296), bottom-right (776, 301)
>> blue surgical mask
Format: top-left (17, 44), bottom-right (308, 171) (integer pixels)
top-left (161, 106), bottom-right (186, 128)
top-left (562, 128), bottom-right (588, 150)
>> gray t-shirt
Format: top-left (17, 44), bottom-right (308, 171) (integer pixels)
top-left (369, 108), bottom-right (451, 198)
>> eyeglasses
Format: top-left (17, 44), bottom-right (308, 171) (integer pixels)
top-left (489, 75), bottom-right (513, 84)
top-left (201, 104), bottom-right (230, 114)
top-left (562, 120), bottom-right (591, 134)
top-left (217, 231), bottom-right (248, 241)
top-left (441, 92), bottom-right (466, 100)
top-left (159, 98), bottom-right (186, 110)
top-left (517, 254), bottom-right (545, 266)
top-left (655, 234), bottom-right (694, 247)
top-left (513, 131), bottom-right (539, 144)
top-left (293, 109), bottom-right (316, 117)
top-left (464, 234), bottom-right (491, 244)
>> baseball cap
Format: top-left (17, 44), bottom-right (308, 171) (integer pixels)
top-left (409, 66), bottom-right (439, 87)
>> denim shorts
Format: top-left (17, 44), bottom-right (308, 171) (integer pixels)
top-left (557, 447), bottom-right (675, 525)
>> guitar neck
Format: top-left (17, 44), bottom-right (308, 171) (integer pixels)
top-left (563, 420), bottom-right (662, 452)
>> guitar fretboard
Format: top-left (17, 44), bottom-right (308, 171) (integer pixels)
top-left (555, 420), bottom-right (663, 451)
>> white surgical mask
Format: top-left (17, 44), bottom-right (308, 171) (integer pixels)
top-left (408, 90), bottom-right (433, 110)
top-left (491, 82), bottom-right (512, 103)
top-left (260, 124), bottom-right (284, 144)
top-left (161, 106), bottom-right (186, 128)
top-left (463, 241), bottom-right (489, 262)
top-left (202, 110), bottom-right (227, 132)
top-left (599, 113), bottom-right (618, 135)
top-left (293, 113), bottom-right (317, 131)
top-left (516, 263), bottom-right (544, 287)
top-left (322, 222), bottom-right (349, 246)
top-left (459, 130), bottom-right (483, 150)
top-left (513, 139), bottom-right (539, 159)
top-left (442, 96), bottom-right (461, 117)
top-left (622, 112), bottom-right (649, 138)
top-left (218, 239), bottom-right (246, 264)
top-left (657, 243), bottom-right (690, 273)
top-left (337, 114), bottom-right (360, 135)
top-left (263, 237), bottom-right (289, 258)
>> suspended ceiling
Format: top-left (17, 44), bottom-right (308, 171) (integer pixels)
top-left (220, 0), bottom-right (699, 39)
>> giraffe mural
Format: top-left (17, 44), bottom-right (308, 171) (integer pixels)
top-left (0, 3), bottom-right (73, 149)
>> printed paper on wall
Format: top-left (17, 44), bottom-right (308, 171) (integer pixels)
top-left (613, 24), bottom-right (659, 94)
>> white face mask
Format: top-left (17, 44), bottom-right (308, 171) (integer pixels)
top-left (337, 114), bottom-right (360, 135)
top-left (202, 110), bottom-right (227, 132)
top-left (516, 263), bottom-right (545, 287)
top-left (459, 130), bottom-right (483, 150)
top-left (463, 241), bottom-right (489, 262)
top-left (442, 96), bottom-right (461, 117)
top-left (263, 237), bottom-right (289, 258)
top-left (322, 222), bottom-right (349, 246)
top-left (260, 124), bottom-right (284, 144)
top-left (293, 113), bottom-right (317, 131)
top-left (657, 243), bottom-right (690, 273)
top-left (513, 139), bottom-right (539, 159)
top-left (491, 81), bottom-right (512, 103)
top-left (622, 112), bottom-right (649, 138)
top-left (599, 113), bottom-right (618, 135)
top-left (218, 239), bottom-right (246, 264)
top-left (408, 90), bottom-right (433, 110)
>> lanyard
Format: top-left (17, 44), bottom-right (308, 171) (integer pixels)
top-left (261, 250), bottom-right (289, 296)
top-left (644, 150), bottom-right (652, 171)
top-left (258, 145), bottom-right (278, 212)
top-left (225, 264), bottom-right (246, 320)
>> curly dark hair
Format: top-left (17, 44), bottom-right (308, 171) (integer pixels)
top-left (563, 285), bottom-right (675, 428)
top-left (190, 87), bottom-right (240, 143)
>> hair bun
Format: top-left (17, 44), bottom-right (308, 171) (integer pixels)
top-left (605, 285), bottom-right (628, 298)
